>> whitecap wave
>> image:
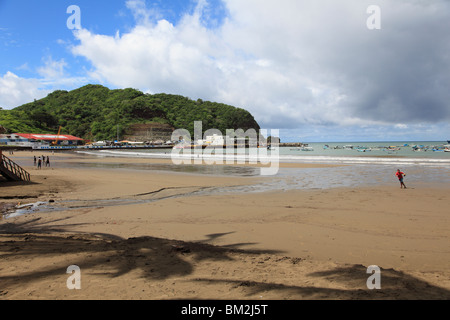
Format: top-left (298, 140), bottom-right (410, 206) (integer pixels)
top-left (76, 149), bottom-right (450, 167)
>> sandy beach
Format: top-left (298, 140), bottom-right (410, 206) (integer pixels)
top-left (1, 150), bottom-right (449, 300)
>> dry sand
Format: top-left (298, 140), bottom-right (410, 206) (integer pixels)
top-left (0, 150), bottom-right (449, 300)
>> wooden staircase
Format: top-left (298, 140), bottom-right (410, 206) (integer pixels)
top-left (0, 151), bottom-right (31, 182)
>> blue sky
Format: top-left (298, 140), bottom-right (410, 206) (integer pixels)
top-left (0, 1), bottom-right (194, 81)
top-left (1, 0), bottom-right (449, 142)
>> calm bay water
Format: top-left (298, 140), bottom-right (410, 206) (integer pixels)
top-left (79, 140), bottom-right (450, 165)
top-left (4, 141), bottom-right (449, 218)
top-left (75, 140), bottom-right (450, 191)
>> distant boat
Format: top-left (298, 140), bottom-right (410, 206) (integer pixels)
top-left (291, 146), bottom-right (314, 151)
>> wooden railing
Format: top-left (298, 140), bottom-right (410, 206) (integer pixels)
top-left (0, 153), bottom-right (31, 182)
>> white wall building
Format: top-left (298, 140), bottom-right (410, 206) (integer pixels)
top-left (197, 134), bottom-right (225, 146)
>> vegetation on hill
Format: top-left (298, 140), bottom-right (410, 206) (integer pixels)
top-left (0, 85), bottom-right (260, 141)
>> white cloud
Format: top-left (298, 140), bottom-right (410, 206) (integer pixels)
top-left (65, 0), bottom-right (450, 138)
top-left (16, 63), bottom-right (30, 71)
top-left (395, 124), bottom-right (408, 129)
top-left (0, 56), bottom-right (89, 109)
top-left (2, 0), bottom-right (448, 141)
top-left (0, 72), bottom-right (50, 108)
top-left (125, 0), bottom-right (157, 25)
top-left (37, 56), bottom-right (68, 80)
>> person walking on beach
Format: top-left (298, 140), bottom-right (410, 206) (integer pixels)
top-left (37, 157), bottom-right (42, 170)
top-left (395, 169), bottom-right (407, 189)
top-left (46, 156), bottom-right (50, 167)
top-left (33, 156), bottom-right (36, 166)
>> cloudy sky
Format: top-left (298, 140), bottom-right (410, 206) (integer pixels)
top-left (0, 0), bottom-right (449, 142)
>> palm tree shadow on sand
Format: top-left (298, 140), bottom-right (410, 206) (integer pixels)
top-left (1, 217), bottom-right (449, 299)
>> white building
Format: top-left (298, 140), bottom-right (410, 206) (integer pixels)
top-left (198, 134), bottom-right (225, 146)
top-left (0, 134), bottom-right (47, 148)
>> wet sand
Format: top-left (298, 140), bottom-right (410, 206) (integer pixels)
top-left (0, 150), bottom-right (449, 300)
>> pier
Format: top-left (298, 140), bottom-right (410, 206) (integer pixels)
top-left (0, 150), bottom-right (31, 182)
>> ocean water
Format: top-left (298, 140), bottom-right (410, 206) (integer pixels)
top-left (4, 142), bottom-right (449, 218)
top-left (75, 140), bottom-right (450, 191)
top-left (279, 140), bottom-right (450, 158)
top-left (77, 140), bottom-right (450, 165)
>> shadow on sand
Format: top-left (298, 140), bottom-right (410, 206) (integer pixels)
top-left (1, 217), bottom-right (449, 300)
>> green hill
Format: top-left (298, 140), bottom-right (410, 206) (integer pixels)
top-left (0, 84), bottom-right (260, 141)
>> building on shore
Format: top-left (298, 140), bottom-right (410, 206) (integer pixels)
top-left (0, 133), bottom-right (84, 148)
top-left (0, 134), bottom-right (33, 147)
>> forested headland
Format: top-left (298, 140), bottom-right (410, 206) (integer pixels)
top-left (0, 84), bottom-right (260, 141)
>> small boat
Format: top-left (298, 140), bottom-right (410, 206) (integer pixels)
top-left (290, 146), bottom-right (314, 151)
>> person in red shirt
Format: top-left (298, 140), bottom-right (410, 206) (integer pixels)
top-left (395, 169), bottom-right (407, 189)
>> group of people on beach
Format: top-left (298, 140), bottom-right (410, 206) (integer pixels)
top-left (34, 155), bottom-right (50, 169)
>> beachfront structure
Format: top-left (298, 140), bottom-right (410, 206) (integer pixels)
top-left (197, 134), bottom-right (226, 146)
top-left (0, 134), bottom-right (36, 147)
top-left (119, 140), bottom-right (145, 146)
top-left (0, 149), bottom-right (31, 182)
top-left (0, 133), bottom-right (84, 148)
top-left (196, 134), bottom-right (262, 147)
top-left (18, 133), bottom-right (84, 146)
top-left (91, 140), bottom-right (108, 146)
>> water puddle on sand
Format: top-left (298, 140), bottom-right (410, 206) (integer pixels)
top-left (57, 161), bottom-right (262, 177)
top-left (1, 185), bottom-right (237, 219)
top-left (3, 201), bottom-right (52, 219)
top-left (2, 162), bottom-right (448, 219)
top-left (1, 162), bottom-right (263, 219)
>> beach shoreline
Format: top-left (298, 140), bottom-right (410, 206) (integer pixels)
top-left (1, 150), bottom-right (449, 300)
